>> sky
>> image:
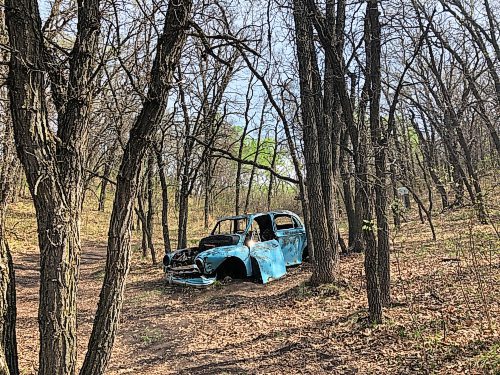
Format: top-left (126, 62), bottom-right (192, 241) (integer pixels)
top-left (39, 0), bottom-right (51, 20)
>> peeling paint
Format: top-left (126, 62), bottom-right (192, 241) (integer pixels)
top-left (163, 210), bottom-right (307, 286)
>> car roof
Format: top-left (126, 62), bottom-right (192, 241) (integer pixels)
top-left (217, 210), bottom-right (299, 221)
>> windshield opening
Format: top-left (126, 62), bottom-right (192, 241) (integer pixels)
top-left (212, 218), bottom-right (248, 235)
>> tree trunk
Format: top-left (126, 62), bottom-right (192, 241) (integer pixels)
top-left (358, 1), bottom-right (383, 323)
top-left (408, 113), bottom-right (449, 211)
top-left (234, 160), bottom-right (243, 216)
top-left (317, 0), bottom-right (340, 275)
top-left (98, 144), bottom-right (117, 212)
top-left (447, 145), bottom-right (465, 207)
top-left (293, 0), bottom-right (337, 285)
top-left (245, 105), bottom-right (265, 214)
top-left (177, 187), bottom-right (189, 250)
top-left (366, 0), bottom-right (390, 306)
top-left (176, 70), bottom-right (194, 250)
top-left (236, 80), bottom-right (253, 215)
top-left (267, 120), bottom-right (279, 211)
top-left (0, 232), bottom-right (18, 375)
top-left (155, 149), bottom-right (172, 253)
top-left (6, 0), bottom-right (100, 372)
top-left (80, 1), bottom-right (192, 373)
top-left (137, 186), bottom-right (148, 257)
top-left (36, 201), bottom-right (80, 375)
top-left (339, 125), bottom-right (362, 252)
top-left (98, 178), bottom-right (109, 212)
top-left (0, 103), bottom-right (19, 375)
top-left (414, 156), bottom-right (436, 240)
top-left (203, 162), bottom-right (211, 229)
top-left (0, 4), bottom-right (18, 371)
top-left (389, 154), bottom-right (401, 228)
top-left (441, 116), bottom-right (474, 207)
top-left (358, 107), bottom-right (381, 322)
top-left (359, 122), bottom-right (382, 323)
top-left (146, 152), bottom-right (156, 263)
top-left (453, 127), bottom-right (487, 223)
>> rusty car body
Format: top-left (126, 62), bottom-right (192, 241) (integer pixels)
top-left (163, 210), bottom-right (308, 286)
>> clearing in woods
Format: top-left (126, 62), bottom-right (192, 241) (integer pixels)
top-left (7, 199), bottom-right (499, 374)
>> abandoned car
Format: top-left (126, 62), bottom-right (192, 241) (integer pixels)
top-left (163, 210), bottom-right (308, 286)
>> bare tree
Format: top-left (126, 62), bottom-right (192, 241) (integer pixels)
top-left (0, 5), bottom-right (18, 371)
top-left (292, 0), bottom-right (339, 285)
top-left (6, 0), bottom-right (100, 372)
top-left (80, 0), bottom-right (193, 373)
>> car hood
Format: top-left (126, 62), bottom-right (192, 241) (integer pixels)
top-left (165, 238), bottom-right (246, 269)
top-left (196, 244), bottom-right (243, 259)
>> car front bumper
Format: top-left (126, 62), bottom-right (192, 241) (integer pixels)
top-left (166, 272), bottom-right (217, 287)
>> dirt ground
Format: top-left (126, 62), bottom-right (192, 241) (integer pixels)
top-left (7, 201), bottom-right (500, 374)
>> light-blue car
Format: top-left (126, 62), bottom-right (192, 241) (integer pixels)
top-left (163, 210), bottom-right (308, 286)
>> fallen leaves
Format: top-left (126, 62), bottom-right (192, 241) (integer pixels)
top-left (6, 201), bottom-right (500, 374)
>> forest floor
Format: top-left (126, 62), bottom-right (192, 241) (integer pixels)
top-left (6, 199), bottom-right (500, 374)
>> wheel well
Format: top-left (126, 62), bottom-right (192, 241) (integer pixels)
top-left (251, 257), bottom-right (262, 283)
top-left (302, 246), bottom-right (309, 261)
top-left (217, 257), bottom-right (247, 280)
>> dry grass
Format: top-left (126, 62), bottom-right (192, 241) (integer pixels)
top-left (5, 193), bottom-right (500, 374)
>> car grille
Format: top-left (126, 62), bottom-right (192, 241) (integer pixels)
top-left (166, 264), bottom-right (202, 278)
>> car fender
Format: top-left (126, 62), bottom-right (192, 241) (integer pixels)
top-left (196, 245), bottom-right (252, 276)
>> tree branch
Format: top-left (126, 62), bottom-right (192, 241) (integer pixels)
top-left (187, 136), bottom-right (299, 184)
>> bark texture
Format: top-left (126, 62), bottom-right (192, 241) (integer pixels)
top-left (80, 1), bottom-right (192, 373)
top-left (5, 0), bottom-right (100, 373)
top-left (293, 0), bottom-right (338, 285)
top-left (366, 0), bottom-right (390, 306)
top-left (156, 149), bottom-right (172, 253)
top-left (0, 66), bottom-right (19, 375)
top-left (0, 4), bottom-right (18, 374)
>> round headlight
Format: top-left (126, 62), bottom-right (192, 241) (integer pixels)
top-left (163, 254), bottom-right (171, 267)
top-left (195, 259), bottom-right (204, 274)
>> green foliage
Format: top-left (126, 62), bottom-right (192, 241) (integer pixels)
top-left (211, 280), bottom-right (223, 289)
top-left (476, 344), bottom-right (500, 374)
top-left (407, 126), bottom-right (420, 149)
top-left (242, 137), bottom-right (280, 167)
top-left (391, 199), bottom-right (405, 215)
top-left (230, 124), bottom-right (290, 180)
top-left (140, 328), bottom-right (164, 345)
top-left (231, 124), bottom-right (284, 167)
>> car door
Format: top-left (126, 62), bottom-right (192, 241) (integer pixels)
top-left (273, 214), bottom-right (304, 266)
top-left (248, 215), bottom-right (286, 283)
top-left (249, 239), bottom-right (286, 283)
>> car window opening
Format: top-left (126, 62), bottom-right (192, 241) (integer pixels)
top-left (212, 218), bottom-right (248, 235)
top-left (254, 214), bottom-right (275, 241)
top-left (274, 214), bottom-right (295, 230)
top-left (245, 215), bottom-right (274, 247)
